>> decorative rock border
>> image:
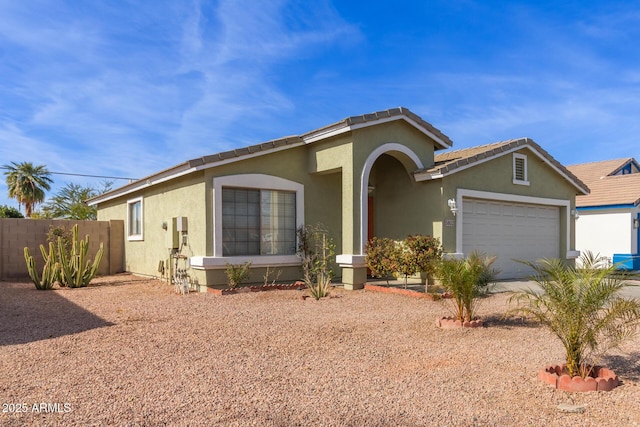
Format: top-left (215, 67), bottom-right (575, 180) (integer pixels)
top-left (538, 364), bottom-right (619, 392)
top-left (436, 316), bottom-right (483, 329)
top-left (207, 281), bottom-right (305, 296)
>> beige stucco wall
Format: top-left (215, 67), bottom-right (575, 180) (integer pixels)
top-left (371, 154), bottom-right (442, 240)
top-left (97, 172), bottom-right (208, 283)
top-left (308, 120), bottom-right (440, 254)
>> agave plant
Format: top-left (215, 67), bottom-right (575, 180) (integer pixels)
top-left (508, 251), bottom-right (640, 378)
top-left (438, 251), bottom-right (499, 322)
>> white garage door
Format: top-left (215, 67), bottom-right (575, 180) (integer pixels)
top-left (462, 198), bottom-right (560, 279)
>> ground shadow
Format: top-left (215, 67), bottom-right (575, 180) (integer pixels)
top-left (601, 352), bottom-right (640, 383)
top-left (481, 314), bottom-right (542, 329)
top-left (0, 282), bottom-right (114, 346)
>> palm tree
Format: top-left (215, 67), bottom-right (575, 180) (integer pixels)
top-left (438, 251), bottom-right (499, 322)
top-left (508, 251), bottom-right (640, 378)
top-left (3, 161), bottom-right (53, 217)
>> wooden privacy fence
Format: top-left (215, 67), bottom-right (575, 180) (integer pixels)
top-left (0, 218), bottom-right (124, 280)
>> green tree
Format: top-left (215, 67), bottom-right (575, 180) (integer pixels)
top-left (41, 181), bottom-right (112, 220)
top-left (3, 161), bottom-right (53, 217)
top-left (0, 205), bottom-right (24, 218)
top-left (508, 252), bottom-right (640, 378)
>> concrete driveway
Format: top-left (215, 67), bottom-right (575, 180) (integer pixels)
top-left (494, 279), bottom-right (640, 299)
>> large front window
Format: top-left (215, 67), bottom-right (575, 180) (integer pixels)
top-left (222, 187), bottom-right (296, 256)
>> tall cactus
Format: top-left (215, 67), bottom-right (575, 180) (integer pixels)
top-left (24, 242), bottom-right (59, 290)
top-left (57, 224), bottom-right (104, 288)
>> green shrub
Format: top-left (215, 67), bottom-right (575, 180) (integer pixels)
top-left (225, 262), bottom-right (251, 289)
top-left (365, 237), bottom-right (399, 284)
top-left (0, 205), bottom-right (23, 218)
top-left (365, 235), bottom-right (442, 288)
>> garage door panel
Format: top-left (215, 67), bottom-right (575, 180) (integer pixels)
top-left (462, 198), bottom-right (560, 279)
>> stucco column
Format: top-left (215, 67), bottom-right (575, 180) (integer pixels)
top-left (337, 255), bottom-right (367, 290)
top-left (336, 155), bottom-right (368, 290)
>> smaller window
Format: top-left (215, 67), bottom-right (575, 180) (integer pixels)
top-left (513, 153), bottom-right (529, 186)
top-left (127, 197), bottom-right (143, 241)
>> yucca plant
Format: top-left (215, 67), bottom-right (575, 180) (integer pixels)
top-left (438, 251), bottom-right (499, 322)
top-left (508, 251), bottom-right (640, 378)
top-left (24, 242), bottom-right (59, 290)
top-left (57, 224), bottom-right (104, 288)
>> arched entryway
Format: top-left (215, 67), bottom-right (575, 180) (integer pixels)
top-left (359, 143), bottom-right (424, 254)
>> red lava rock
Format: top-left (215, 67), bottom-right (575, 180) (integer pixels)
top-left (539, 364), bottom-right (619, 392)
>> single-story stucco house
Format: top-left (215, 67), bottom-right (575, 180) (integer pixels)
top-left (88, 107), bottom-right (589, 290)
top-left (567, 158), bottom-right (640, 269)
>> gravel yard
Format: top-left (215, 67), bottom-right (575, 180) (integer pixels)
top-left (1, 274), bottom-right (639, 426)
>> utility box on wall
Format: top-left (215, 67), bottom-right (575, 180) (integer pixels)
top-left (176, 216), bottom-right (188, 233)
top-left (166, 218), bottom-right (179, 249)
top-left (166, 217), bottom-right (189, 249)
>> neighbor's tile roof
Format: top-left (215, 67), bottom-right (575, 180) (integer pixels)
top-left (567, 158), bottom-right (640, 207)
top-left (417, 138), bottom-right (589, 195)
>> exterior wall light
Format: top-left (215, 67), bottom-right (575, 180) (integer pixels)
top-left (634, 218), bottom-right (639, 229)
top-left (447, 198), bottom-right (458, 216)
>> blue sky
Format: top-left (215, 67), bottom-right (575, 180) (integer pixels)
top-left (1, 0), bottom-right (640, 211)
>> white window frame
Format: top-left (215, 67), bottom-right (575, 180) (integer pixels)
top-left (221, 187), bottom-right (297, 256)
top-left (191, 174), bottom-right (304, 269)
top-left (513, 153), bottom-right (530, 186)
top-left (127, 196), bottom-right (144, 241)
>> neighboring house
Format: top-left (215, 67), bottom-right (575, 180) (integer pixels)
top-left (88, 107), bottom-right (588, 289)
top-left (567, 158), bottom-right (640, 269)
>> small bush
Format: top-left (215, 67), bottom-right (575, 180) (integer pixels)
top-left (365, 237), bottom-right (399, 284)
top-left (225, 262), bottom-right (251, 289)
top-left (365, 235), bottom-right (442, 288)
top-left (263, 266), bottom-right (282, 286)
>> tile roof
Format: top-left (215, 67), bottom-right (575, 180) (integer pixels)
top-left (566, 158), bottom-right (640, 207)
top-left (88, 107), bottom-right (452, 205)
top-left (415, 138), bottom-right (589, 195)
top-left (303, 107), bottom-right (453, 149)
